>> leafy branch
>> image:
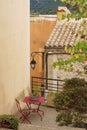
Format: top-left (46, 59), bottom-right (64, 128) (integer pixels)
top-left (60, 0), bottom-right (87, 18)
top-left (53, 41), bottom-right (87, 73)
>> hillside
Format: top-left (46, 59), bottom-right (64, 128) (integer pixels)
top-left (30, 0), bottom-right (65, 15)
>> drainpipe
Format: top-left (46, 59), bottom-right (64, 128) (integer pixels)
top-left (44, 52), bottom-right (48, 101)
top-left (45, 52), bottom-right (48, 90)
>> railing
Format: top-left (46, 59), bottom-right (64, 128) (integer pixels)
top-left (31, 76), bottom-right (64, 96)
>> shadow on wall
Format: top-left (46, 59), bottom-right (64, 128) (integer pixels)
top-left (0, 83), bottom-right (5, 104)
top-left (12, 87), bottom-right (29, 114)
top-left (17, 87), bottom-right (30, 100)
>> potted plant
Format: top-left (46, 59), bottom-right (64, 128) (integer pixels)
top-left (30, 86), bottom-right (41, 99)
top-left (0, 114), bottom-right (19, 130)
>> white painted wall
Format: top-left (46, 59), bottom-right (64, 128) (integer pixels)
top-left (0, 0), bottom-right (30, 114)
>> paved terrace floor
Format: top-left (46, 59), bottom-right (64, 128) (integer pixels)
top-left (0, 106), bottom-right (86, 130)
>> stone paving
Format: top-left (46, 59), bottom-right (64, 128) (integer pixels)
top-left (19, 123), bottom-right (85, 130)
top-left (0, 106), bottom-right (86, 130)
top-left (19, 106), bottom-right (85, 130)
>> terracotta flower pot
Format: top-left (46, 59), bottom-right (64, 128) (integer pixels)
top-left (1, 123), bottom-right (10, 128)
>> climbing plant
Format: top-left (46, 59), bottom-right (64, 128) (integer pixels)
top-left (53, 41), bottom-right (87, 71)
top-left (53, 19), bottom-right (87, 74)
top-left (60, 0), bottom-right (87, 18)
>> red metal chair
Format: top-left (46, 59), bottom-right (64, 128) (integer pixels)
top-left (15, 98), bottom-right (31, 124)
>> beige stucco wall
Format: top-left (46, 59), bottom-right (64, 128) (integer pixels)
top-left (0, 0), bottom-right (30, 114)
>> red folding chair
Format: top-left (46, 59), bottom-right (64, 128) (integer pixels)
top-left (15, 98), bottom-right (31, 124)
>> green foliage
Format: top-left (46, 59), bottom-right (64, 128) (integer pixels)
top-left (56, 111), bottom-right (73, 126)
top-left (53, 19), bottom-right (87, 74)
top-left (64, 78), bottom-right (87, 89)
top-left (54, 78), bottom-right (87, 112)
top-left (53, 40), bottom-right (87, 73)
top-left (60, 0), bottom-right (87, 18)
top-left (56, 111), bottom-right (86, 128)
top-left (52, 1), bottom-right (87, 74)
top-left (32, 86), bottom-right (41, 96)
top-left (73, 112), bottom-right (86, 128)
top-left (54, 78), bottom-right (87, 128)
top-left (0, 114), bottom-right (19, 130)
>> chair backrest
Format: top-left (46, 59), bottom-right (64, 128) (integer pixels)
top-left (15, 98), bottom-right (22, 113)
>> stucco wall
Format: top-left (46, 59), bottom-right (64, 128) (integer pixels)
top-left (48, 54), bottom-right (87, 91)
top-left (0, 0), bottom-right (29, 114)
top-left (30, 20), bottom-right (56, 78)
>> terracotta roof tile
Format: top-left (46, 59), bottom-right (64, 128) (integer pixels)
top-left (45, 19), bottom-right (87, 49)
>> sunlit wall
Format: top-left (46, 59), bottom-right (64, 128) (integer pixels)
top-left (0, 0), bottom-right (30, 114)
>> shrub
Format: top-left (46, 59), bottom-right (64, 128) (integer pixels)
top-left (0, 114), bottom-right (19, 130)
top-left (73, 112), bottom-right (86, 128)
top-left (32, 86), bottom-right (41, 97)
top-left (54, 78), bottom-right (87, 128)
top-left (56, 111), bottom-right (73, 126)
top-left (64, 78), bottom-right (87, 90)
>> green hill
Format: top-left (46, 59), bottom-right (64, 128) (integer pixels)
top-left (30, 0), bottom-right (65, 15)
